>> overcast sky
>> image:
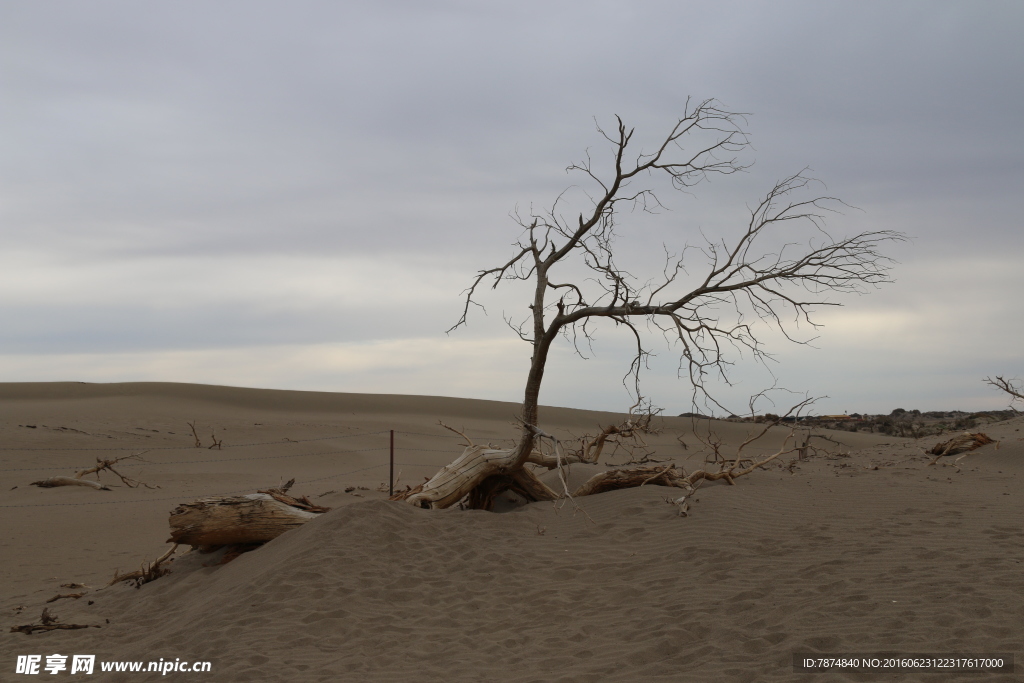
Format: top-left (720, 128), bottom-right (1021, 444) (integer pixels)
top-left (2, 0), bottom-right (1021, 416)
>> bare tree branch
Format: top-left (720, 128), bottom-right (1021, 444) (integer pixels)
top-left (984, 375), bottom-right (1024, 410)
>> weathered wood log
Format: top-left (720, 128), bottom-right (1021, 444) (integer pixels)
top-left (168, 493), bottom-right (325, 547)
top-left (31, 476), bottom-right (109, 490)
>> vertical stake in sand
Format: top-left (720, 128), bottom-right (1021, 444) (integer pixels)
top-left (389, 430), bottom-right (395, 496)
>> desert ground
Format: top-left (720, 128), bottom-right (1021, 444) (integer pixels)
top-left (1, 382), bottom-right (1022, 681)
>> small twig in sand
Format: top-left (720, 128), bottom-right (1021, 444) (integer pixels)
top-left (672, 493), bottom-right (691, 517)
top-left (188, 421), bottom-right (202, 447)
top-left (108, 545), bottom-right (179, 588)
top-left (377, 470), bottom-right (402, 493)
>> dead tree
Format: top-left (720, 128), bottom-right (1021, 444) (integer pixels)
top-left (408, 99), bottom-right (902, 509)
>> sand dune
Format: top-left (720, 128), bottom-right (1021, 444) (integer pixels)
top-left (2, 383), bottom-right (1021, 681)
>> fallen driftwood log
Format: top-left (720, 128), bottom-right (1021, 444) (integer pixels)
top-left (928, 432), bottom-right (995, 465)
top-left (10, 608), bottom-right (100, 635)
top-left (30, 453), bottom-right (158, 491)
top-left (168, 480), bottom-right (330, 549)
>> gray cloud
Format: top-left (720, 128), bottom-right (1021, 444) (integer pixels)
top-left (2, 0), bottom-right (1021, 413)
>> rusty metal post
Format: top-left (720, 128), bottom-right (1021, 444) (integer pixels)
top-left (389, 429), bottom-right (395, 496)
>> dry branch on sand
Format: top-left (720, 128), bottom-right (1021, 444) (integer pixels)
top-left (168, 479), bottom-right (329, 549)
top-left (187, 420), bottom-right (224, 449)
top-left (572, 465), bottom-right (692, 497)
top-left (31, 453), bottom-right (158, 491)
top-left (985, 375), bottom-right (1024, 410)
top-left (565, 413), bottom-right (660, 466)
top-left (927, 432), bottom-right (995, 465)
top-left (10, 608), bottom-right (100, 635)
top-left (108, 545), bottom-right (179, 587)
